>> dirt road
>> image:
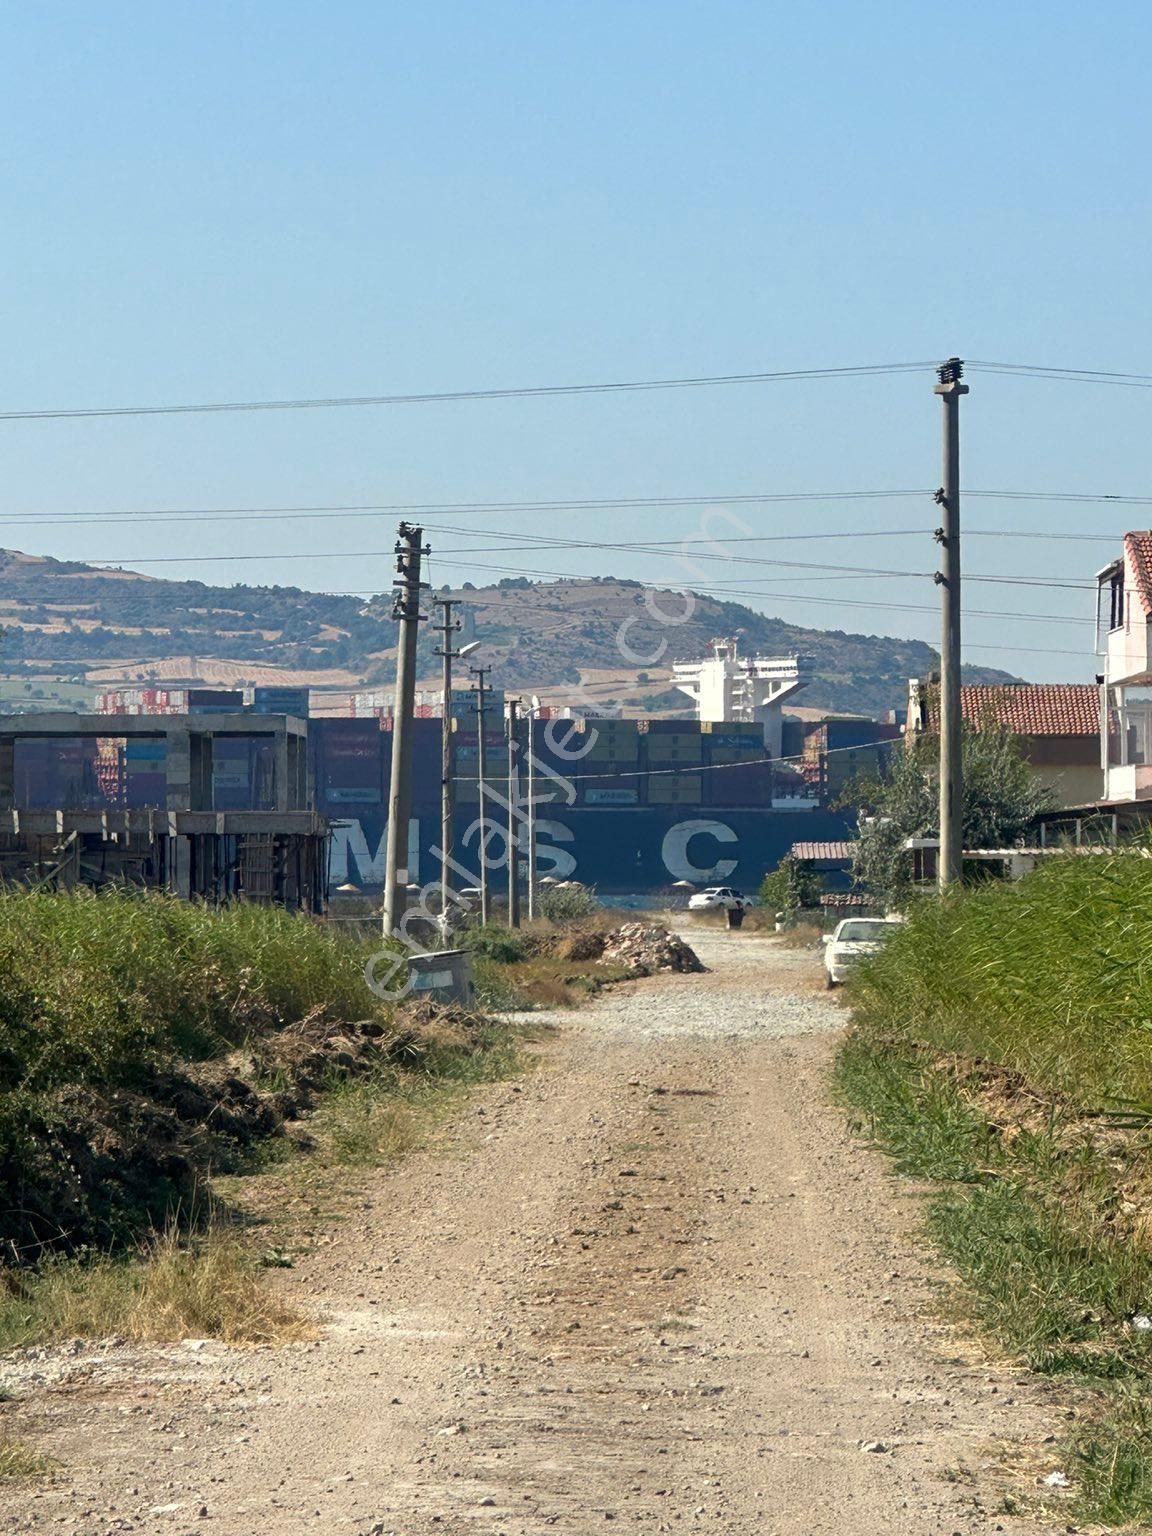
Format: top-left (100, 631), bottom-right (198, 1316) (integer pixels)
top-left (5, 931), bottom-right (1065, 1534)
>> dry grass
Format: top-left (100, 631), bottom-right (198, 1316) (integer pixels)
top-left (0, 1229), bottom-right (314, 1348)
top-left (773, 919), bottom-right (828, 949)
top-left (0, 1439), bottom-right (54, 1480)
top-left (308, 1077), bottom-right (428, 1168)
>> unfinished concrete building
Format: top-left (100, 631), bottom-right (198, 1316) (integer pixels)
top-left (0, 713), bottom-right (327, 909)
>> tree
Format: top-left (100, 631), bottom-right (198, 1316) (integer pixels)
top-left (849, 723), bottom-right (1055, 906)
top-left (759, 853), bottom-right (823, 914)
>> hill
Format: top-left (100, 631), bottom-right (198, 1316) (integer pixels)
top-left (0, 550), bottom-right (1020, 717)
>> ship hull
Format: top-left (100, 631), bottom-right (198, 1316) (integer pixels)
top-left (327, 805), bottom-right (853, 896)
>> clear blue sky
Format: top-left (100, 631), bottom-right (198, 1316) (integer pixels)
top-left (2, 1), bottom-right (1149, 682)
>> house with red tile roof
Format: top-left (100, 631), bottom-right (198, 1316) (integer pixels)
top-left (1097, 533), bottom-right (1152, 803)
top-left (907, 677), bottom-right (1101, 808)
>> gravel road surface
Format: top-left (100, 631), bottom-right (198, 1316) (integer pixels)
top-left (2, 930), bottom-right (1067, 1534)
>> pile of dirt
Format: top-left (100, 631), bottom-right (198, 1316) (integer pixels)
top-left (1, 1004), bottom-right (491, 1264)
top-left (598, 923), bottom-right (707, 976)
top-left (554, 931), bottom-right (609, 962)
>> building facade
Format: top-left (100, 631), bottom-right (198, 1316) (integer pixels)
top-left (907, 678), bottom-right (1102, 808)
top-left (1098, 532), bottom-right (1152, 804)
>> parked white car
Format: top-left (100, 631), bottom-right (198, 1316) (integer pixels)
top-left (822, 917), bottom-right (897, 988)
top-left (687, 885), bottom-right (754, 911)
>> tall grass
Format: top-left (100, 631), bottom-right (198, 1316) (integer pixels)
top-left (850, 852), bottom-right (1152, 1108)
top-left (838, 853), bottom-right (1152, 1526)
top-left (0, 888), bottom-right (394, 1256)
top-left (0, 1439), bottom-right (54, 1480)
top-left (0, 887), bottom-right (382, 1098)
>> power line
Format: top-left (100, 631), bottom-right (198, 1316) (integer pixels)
top-left (970, 490), bottom-right (1152, 505)
top-left (0, 362), bottom-right (935, 424)
top-left (68, 546), bottom-right (1098, 623)
top-left (0, 491), bottom-right (934, 527)
top-left (969, 360), bottom-right (1152, 389)
top-left (3, 486), bottom-right (1150, 528)
top-left (970, 527), bottom-right (1136, 544)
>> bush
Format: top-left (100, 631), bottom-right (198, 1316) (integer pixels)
top-left (759, 855), bottom-right (821, 913)
top-left (538, 883), bottom-right (600, 925)
top-left (462, 923), bottom-right (528, 963)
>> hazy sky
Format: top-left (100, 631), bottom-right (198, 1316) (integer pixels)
top-left (2, 2), bottom-right (1149, 682)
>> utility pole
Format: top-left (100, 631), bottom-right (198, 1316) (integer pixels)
top-left (434, 598), bottom-right (459, 939)
top-left (471, 665), bottom-right (492, 925)
top-left (382, 522), bottom-right (427, 936)
top-left (506, 697), bottom-right (523, 928)
top-left (527, 695), bottom-right (540, 920)
top-left (933, 358), bottom-right (969, 891)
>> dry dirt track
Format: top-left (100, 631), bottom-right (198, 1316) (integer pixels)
top-left (4, 931), bottom-right (1069, 1535)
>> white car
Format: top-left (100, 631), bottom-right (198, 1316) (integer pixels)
top-left (822, 917), bottom-right (897, 988)
top-left (687, 886), bottom-right (754, 911)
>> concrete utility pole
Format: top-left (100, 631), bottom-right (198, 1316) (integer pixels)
top-left (433, 599), bottom-right (480, 939)
top-left (382, 522), bottom-right (427, 936)
top-left (506, 697), bottom-right (523, 928)
top-left (471, 665), bottom-right (492, 925)
top-left (933, 358), bottom-right (969, 890)
top-left (527, 695), bottom-right (540, 920)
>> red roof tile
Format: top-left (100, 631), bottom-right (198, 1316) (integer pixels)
top-left (1126, 532), bottom-right (1152, 618)
top-left (923, 683), bottom-right (1099, 737)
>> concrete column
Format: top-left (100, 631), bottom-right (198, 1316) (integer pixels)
top-left (166, 730), bottom-right (192, 811)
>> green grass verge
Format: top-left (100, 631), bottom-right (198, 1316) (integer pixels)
top-left (849, 852), bottom-right (1152, 1108)
top-left (836, 1029), bottom-right (1152, 1526)
top-left (0, 886), bottom-right (405, 1255)
top-left (837, 851), bottom-right (1152, 1528)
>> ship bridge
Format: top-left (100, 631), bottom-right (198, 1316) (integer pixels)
top-left (670, 640), bottom-right (812, 756)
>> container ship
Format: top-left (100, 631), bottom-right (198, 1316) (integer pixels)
top-left (317, 714), bottom-right (856, 895)
top-left (35, 675), bottom-right (895, 898)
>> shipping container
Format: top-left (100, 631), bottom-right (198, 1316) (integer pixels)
top-left (252, 686), bottom-right (310, 718)
top-left (124, 771), bottom-right (167, 808)
top-left (705, 765), bottom-right (773, 807)
top-left (645, 732), bottom-right (703, 764)
top-left (188, 688), bottom-right (244, 714)
top-left (646, 775), bottom-right (703, 805)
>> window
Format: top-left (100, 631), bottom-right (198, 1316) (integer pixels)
top-left (1110, 569), bottom-right (1126, 631)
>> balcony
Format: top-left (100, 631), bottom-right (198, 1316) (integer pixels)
top-left (1105, 694), bottom-right (1152, 801)
top-left (1103, 606), bottom-right (1152, 687)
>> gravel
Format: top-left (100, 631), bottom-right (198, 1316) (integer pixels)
top-left (505, 929), bottom-right (841, 1041)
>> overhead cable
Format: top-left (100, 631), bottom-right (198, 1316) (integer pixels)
top-left (0, 362), bottom-right (934, 423)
